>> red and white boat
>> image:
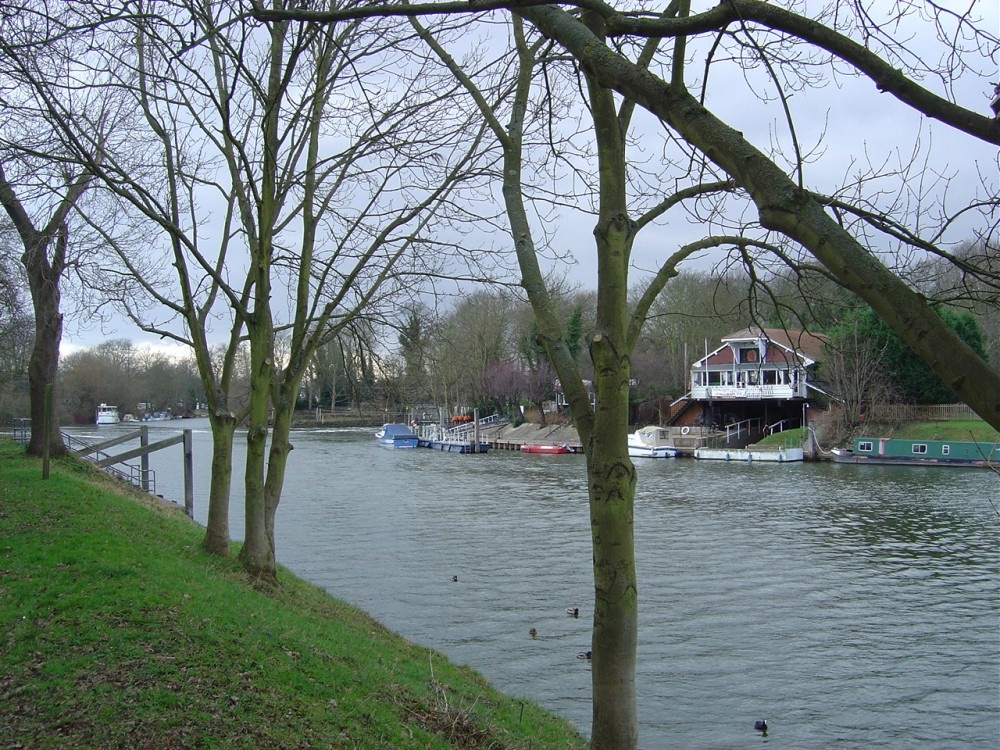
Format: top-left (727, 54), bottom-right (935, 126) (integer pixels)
top-left (520, 443), bottom-right (574, 455)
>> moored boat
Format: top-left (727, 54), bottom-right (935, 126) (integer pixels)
top-left (375, 423), bottom-right (419, 449)
top-left (95, 403), bottom-right (120, 425)
top-left (627, 426), bottom-right (678, 458)
top-left (629, 443), bottom-right (679, 459)
top-left (832, 437), bottom-right (999, 468)
top-left (520, 443), bottom-right (573, 454)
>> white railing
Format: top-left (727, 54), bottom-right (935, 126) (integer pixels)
top-left (443, 412), bottom-right (508, 440)
top-left (724, 417), bottom-right (763, 444)
top-left (690, 384), bottom-right (805, 400)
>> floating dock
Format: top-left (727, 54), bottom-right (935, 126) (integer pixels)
top-left (424, 439), bottom-right (490, 454)
top-left (694, 446), bottom-right (804, 462)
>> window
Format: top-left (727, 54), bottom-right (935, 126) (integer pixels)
top-left (858, 441), bottom-right (873, 452)
top-left (912, 444), bottom-right (927, 454)
top-left (942, 445), bottom-right (950, 455)
top-left (740, 348), bottom-right (759, 363)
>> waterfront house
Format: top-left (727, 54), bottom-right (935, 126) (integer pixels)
top-left (672, 326), bottom-right (828, 436)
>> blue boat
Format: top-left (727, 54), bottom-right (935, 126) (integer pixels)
top-left (832, 437), bottom-right (999, 468)
top-left (375, 423), bottom-right (419, 449)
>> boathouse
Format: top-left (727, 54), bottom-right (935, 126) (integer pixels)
top-left (671, 326), bottom-right (828, 438)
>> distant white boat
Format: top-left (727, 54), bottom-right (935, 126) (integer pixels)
top-left (96, 403), bottom-right (120, 425)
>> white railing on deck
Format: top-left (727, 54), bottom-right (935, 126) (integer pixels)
top-left (690, 384), bottom-right (805, 400)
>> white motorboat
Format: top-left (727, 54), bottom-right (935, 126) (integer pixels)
top-left (95, 403), bottom-right (120, 425)
top-left (627, 426), bottom-right (678, 458)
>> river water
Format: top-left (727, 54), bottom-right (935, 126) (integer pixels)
top-left (66, 420), bottom-right (1000, 748)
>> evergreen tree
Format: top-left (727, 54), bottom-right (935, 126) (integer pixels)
top-left (859, 307), bottom-right (987, 404)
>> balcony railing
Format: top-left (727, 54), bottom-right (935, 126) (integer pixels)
top-left (689, 384), bottom-right (806, 400)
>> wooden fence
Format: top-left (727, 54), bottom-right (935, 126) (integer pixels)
top-left (868, 403), bottom-right (979, 422)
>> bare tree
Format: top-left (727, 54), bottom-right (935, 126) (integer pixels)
top-left (261, 0), bottom-right (1000, 429)
top-left (6, 2), bottom-right (491, 576)
top-left (0, 3), bottom-right (146, 454)
top-left (824, 316), bottom-right (895, 432)
top-left (405, 14), bottom-right (746, 747)
top-left (0, 154), bottom-right (89, 455)
top-left (514, 2), bottom-right (999, 428)
top-left (260, 3), bottom-right (999, 748)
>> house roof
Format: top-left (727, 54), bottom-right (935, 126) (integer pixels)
top-left (721, 326), bottom-right (828, 363)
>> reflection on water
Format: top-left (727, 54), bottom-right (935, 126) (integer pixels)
top-left (66, 421), bottom-right (1000, 748)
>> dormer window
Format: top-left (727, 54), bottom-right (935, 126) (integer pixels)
top-left (740, 348), bottom-right (759, 364)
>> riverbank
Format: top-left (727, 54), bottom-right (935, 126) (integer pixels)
top-left (481, 418), bottom-right (998, 458)
top-left (0, 441), bottom-right (586, 749)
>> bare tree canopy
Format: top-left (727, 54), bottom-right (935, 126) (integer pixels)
top-left (257, 4), bottom-right (998, 749)
top-left (257, 1), bottom-right (999, 431)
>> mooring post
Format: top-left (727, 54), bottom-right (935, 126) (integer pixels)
top-left (183, 429), bottom-right (194, 518)
top-left (140, 425), bottom-right (150, 492)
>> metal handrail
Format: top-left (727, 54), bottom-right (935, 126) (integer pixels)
top-left (724, 417), bottom-right (763, 444)
top-left (443, 413), bottom-right (508, 439)
top-left (61, 430), bottom-right (157, 495)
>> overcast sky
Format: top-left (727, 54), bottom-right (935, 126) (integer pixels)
top-left (59, 1), bottom-right (999, 356)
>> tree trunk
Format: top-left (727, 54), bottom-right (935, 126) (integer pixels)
top-left (586, 336), bottom-right (639, 750)
top-left (238, 326), bottom-right (276, 580)
top-left (23, 239), bottom-right (67, 458)
top-left (263, 382), bottom-right (295, 546)
top-left (240, 424), bottom-right (275, 579)
top-left (202, 414), bottom-right (236, 556)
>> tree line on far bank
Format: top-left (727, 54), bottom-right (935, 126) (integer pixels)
top-left (2, 263), bottom-right (992, 430)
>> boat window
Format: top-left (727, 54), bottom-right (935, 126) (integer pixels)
top-left (941, 445), bottom-right (950, 455)
top-left (858, 441), bottom-right (873, 452)
top-left (912, 443), bottom-right (928, 454)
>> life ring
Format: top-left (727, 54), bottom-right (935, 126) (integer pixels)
top-left (680, 426), bottom-right (690, 435)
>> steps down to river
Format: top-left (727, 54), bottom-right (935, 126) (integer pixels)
top-left (481, 422), bottom-right (583, 452)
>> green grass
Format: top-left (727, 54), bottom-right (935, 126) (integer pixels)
top-left (0, 441), bottom-right (586, 749)
top-left (887, 419), bottom-right (999, 442)
top-left (754, 420), bottom-right (998, 447)
top-left (753, 427), bottom-right (806, 447)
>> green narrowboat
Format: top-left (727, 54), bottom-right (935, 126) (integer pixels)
top-left (832, 437), bottom-right (1000, 468)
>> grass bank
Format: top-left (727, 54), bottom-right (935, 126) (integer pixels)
top-left (755, 419), bottom-right (998, 448)
top-left (0, 441), bottom-right (586, 749)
